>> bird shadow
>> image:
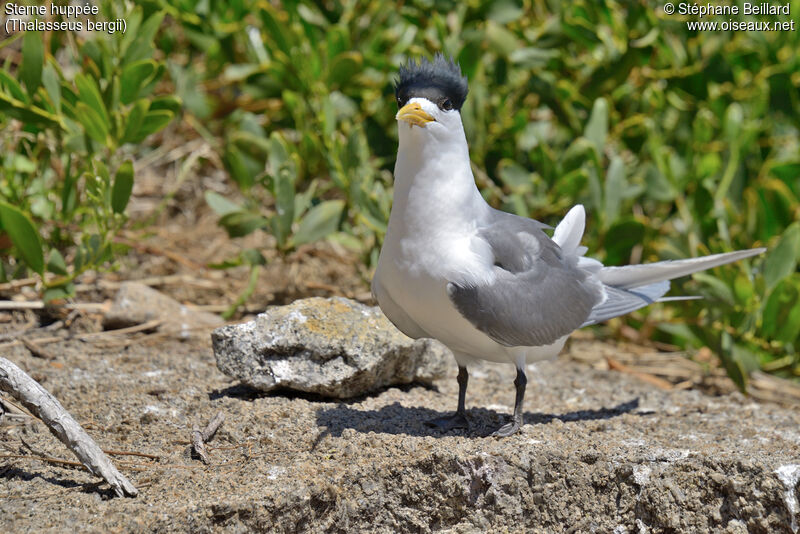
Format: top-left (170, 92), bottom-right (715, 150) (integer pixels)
top-left (209, 381), bottom-right (426, 403)
top-left (315, 397), bottom-right (644, 439)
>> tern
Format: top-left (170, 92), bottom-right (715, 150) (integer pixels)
top-left (372, 54), bottom-right (765, 437)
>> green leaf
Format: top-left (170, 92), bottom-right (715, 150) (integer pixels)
top-left (42, 63), bottom-right (60, 113)
top-left (498, 160), bottom-right (532, 192)
top-left (719, 332), bottom-right (748, 392)
top-left (509, 47), bottom-right (559, 69)
top-left (693, 273), bottom-right (736, 306)
top-left (486, 21), bottom-right (518, 56)
top-left (487, 0), bottom-right (523, 23)
top-left (603, 155), bottom-right (625, 226)
top-left (120, 60), bottom-right (156, 104)
top-left (75, 73), bottom-right (109, 127)
top-left (43, 283), bottom-right (75, 302)
top-left (126, 110), bottom-right (173, 142)
top-left (604, 218), bottom-right (644, 266)
top-left (259, 5), bottom-right (292, 55)
top-left (0, 91), bottom-right (63, 127)
top-left (241, 248), bottom-right (266, 266)
top-left (47, 249), bottom-right (68, 276)
top-left (292, 200), bottom-right (345, 247)
top-left (75, 101), bottom-right (109, 143)
top-left (218, 211), bottom-right (268, 238)
top-left (733, 272), bottom-right (754, 305)
top-left (0, 202), bottom-right (44, 275)
top-left (148, 95), bottom-right (182, 115)
top-left (123, 11), bottom-right (165, 65)
top-left (585, 98), bottom-right (608, 156)
top-left (224, 144), bottom-right (254, 190)
top-left (205, 192), bottom-right (242, 217)
top-left (111, 160), bottom-right (134, 214)
top-left (761, 276), bottom-right (800, 344)
top-left (121, 99), bottom-right (149, 144)
top-left (328, 52), bottom-right (362, 87)
top-left (20, 30), bottom-right (44, 95)
top-left (10, 154), bottom-right (35, 173)
top-left (297, 3), bottom-right (328, 26)
top-left (770, 162), bottom-right (800, 183)
top-left (0, 69), bottom-right (30, 104)
top-left (763, 222), bottom-right (800, 291)
top-left (270, 168), bottom-right (295, 249)
top-left (118, 7), bottom-right (143, 59)
top-left (723, 103), bottom-right (743, 143)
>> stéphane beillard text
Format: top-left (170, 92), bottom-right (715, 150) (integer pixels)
top-left (678, 2), bottom-right (792, 17)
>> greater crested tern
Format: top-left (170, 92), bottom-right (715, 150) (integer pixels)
top-left (372, 54), bottom-right (765, 437)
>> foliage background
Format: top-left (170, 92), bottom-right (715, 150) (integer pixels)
top-left (1, 0), bottom-right (799, 387)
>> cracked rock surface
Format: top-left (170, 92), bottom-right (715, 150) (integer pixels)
top-left (212, 297), bottom-right (450, 398)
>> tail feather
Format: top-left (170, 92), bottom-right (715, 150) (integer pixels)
top-left (583, 281), bottom-right (668, 326)
top-left (584, 247), bottom-right (765, 325)
top-left (553, 204), bottom-right (585, 254)
top-left (597, 248), bottom-right (766, 289)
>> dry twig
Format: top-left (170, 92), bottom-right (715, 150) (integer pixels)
top-left (21, 338), bottom-right (57, 360)
top-left (0, 356), bottom-right (138, 497)
top-left (0, 301), bottom-right (107, 312)
top-left (191, 412), bottom-right (225, 465)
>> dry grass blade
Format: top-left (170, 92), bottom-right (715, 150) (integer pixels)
top-left (605, 356), bottom-right (675, 390)
top-left (748, 371), bottom-right (800, 406)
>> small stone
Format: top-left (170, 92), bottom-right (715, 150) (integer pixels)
top-left (103, 282), bottom-right (223, 337)
top-left (212, 297), bottom-right (450, 398)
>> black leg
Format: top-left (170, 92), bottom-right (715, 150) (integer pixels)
top-left (455, 365), bottom-right (468, 415)
top-left (427, 365), bottom-right (469, 431)
top-left (492, 367), bottom-right (527, 437)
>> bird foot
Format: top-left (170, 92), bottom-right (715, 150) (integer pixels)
top-left (491, 419), bottom-right (521, 438)
top-left (426, 412), bottom-right (469, 431)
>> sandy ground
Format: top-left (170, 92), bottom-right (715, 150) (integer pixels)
top-left (1, 315), bottom-right (798, 533)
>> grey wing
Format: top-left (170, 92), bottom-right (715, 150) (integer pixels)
top-left (447, 211), bottom-right (603, 347)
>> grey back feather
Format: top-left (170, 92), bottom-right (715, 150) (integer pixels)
top-left (447, 210), bottom-right (602, 347)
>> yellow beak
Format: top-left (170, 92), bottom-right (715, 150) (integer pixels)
top-left (396, 102), bottom-right (435, 127)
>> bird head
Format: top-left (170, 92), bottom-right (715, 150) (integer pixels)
top-left (394, 54), bottom-right (469, 140)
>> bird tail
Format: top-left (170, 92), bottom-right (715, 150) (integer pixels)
top-left (596, 248), bottom-right (766, 289)
top-left (553, 204), bottom-right (765, 326)
top-left (581, 249), bottom-right (766, 326)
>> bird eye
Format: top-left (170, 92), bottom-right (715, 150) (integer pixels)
top-left (441, 98), bottom-right (453, 111)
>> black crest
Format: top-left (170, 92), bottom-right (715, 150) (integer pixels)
top-left (395, 53), bottom-right (469, 112)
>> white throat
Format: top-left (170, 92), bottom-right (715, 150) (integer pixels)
top-left (390, 111), bottom-right (487, 238)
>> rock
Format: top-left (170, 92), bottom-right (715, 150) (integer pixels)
top-left (103, 282), bottom-right (223, 337)
top-left (211, 297), bottom-right (450, 398)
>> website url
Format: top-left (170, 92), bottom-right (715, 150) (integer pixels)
top-left (686, 19), bottom-right (796, 31)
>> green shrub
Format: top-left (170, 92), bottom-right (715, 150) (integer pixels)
top-left (3, 0), bottom-right (798, 387)
top-left (171, 0), bottom-right (798, 384)
top-left (0, 7), bottom-right (177, 299)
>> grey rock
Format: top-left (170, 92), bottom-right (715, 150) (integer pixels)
top-left (103, 282), bottom-right (223, 337)
top-left (212, 297), bottom-right (450, 398)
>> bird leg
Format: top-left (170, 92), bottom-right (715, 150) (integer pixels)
top-left (427, 365), bottom-right (469, 431)
top-left (492, 367), bottom-right (527, 437)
